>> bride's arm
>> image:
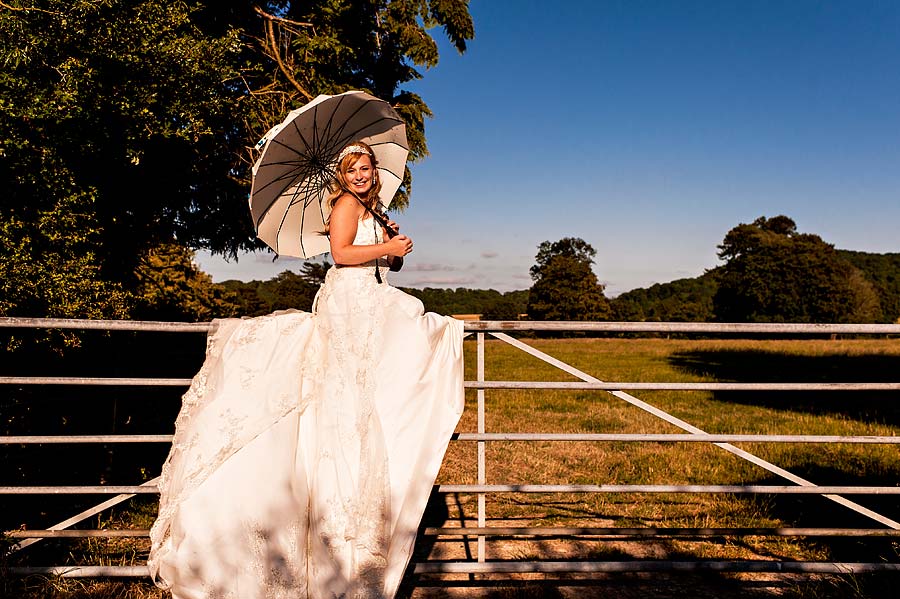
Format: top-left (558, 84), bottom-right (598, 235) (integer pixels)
top-left (330, 196), bottom-right (412, 265)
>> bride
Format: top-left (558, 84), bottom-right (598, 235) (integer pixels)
top-left (148, 142), bottom-right (465, 598)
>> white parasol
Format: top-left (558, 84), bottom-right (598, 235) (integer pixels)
top-left (250, 90), bottom-right (408, 258)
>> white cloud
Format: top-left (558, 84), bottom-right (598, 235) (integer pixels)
top-left (254, 252), bottom-right (301, 264)
top-left (408, 276), bottom-right (480, 286)
top-left (404, 263), bottom-right (457, 272)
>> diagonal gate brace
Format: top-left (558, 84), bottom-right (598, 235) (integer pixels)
top-left (491, 332), bottom-right (900, 530)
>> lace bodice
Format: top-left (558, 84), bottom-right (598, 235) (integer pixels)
top-left (330, 215), bottom-right (390, 282)
top-left (353, 215), bottom-right (382, 245)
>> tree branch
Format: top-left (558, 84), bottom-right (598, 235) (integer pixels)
top-left (0, 1), bottom-right (61, 15)
top-left (253, 5), bottom-right (313, 29)
top-left (254, 6), bottom-right (314, 102)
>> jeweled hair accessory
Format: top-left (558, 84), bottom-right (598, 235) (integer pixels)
top-left (337, 144), bottom-right (373, 162)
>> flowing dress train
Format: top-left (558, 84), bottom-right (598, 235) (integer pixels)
top-left (149, 217), bottom-right (465, 598)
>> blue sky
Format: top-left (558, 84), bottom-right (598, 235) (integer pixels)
top-left (197, 0), bottom-right (900, 296)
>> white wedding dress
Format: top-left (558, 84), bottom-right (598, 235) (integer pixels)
top-left (149, 217), bottom-right (465, 598)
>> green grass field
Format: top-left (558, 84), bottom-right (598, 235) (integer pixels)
top-left (4, 337), bottom-right (899, 597)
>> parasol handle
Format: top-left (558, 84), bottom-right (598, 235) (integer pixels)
top-left (370, 210), bottom-right (399, 239)
top-left (354, 198), bottom-right (398, 238)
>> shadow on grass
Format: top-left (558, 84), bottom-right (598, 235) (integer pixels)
top-left (736, 463), bottom-right (900, 560)
top-left (397, 489), bottom-right (900, 599)
top-left (668, 349), bottom-right (900, 425)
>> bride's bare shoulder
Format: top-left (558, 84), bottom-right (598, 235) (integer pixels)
top-left (332, 194), bottom-right (364, 219)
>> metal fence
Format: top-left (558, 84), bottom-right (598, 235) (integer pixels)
top-left (2, 317), bottom-right (900, 579)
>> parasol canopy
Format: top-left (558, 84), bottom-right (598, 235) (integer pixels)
top-left (250, 90), bottom-right (408, 258)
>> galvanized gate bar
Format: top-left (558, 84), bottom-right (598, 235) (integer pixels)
top-left (414, 561), bottom-right (900, 574)
top-left (454, 433), bottom-right (900, 443)
top-left (466, 321), bottom-right (900, 334)
top-left (490, 332), bottom-right (900, 529)
top-left (5, 484), bottom-right (899, 495)
top-left (8, 477), bottom-right (160, 553)
top-left (8, 527), bottom-right (900, 538)
top-left (0, 377), bottom-right (192, 386)
top-left (8, 566), bottom-right (151, 577)
top-left (465, 381), bottom-right (900, 391)
top-left (5, 316), bottom-right (900, 334)
top-left (7, 378), bottom-right (898, 390)
top-left (0, 317), bottom-right (211, 332)
top-left (0, 486), bottom-right (160, 494)
top-left (422, 526), bottom-right (900, 537)
top-left (9, 561), bottom-right (900, 577)
top-left (5, 433), bottom-right (900, 444)
top-left (438, 484), bottom-right (900, 494)
top-left (2, 435), bottom-right (175, 443)
top-left (476, 332), bottom-right (486, 563)
top-left (7, 530), bottom-right (150, 538)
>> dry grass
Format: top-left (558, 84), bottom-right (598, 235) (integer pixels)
top-left (442, 337), bottom-right (900, 531)
top-left (4, 337), bottom-right (899, 597)
top-left (427, 337), bottom-right (900, 597)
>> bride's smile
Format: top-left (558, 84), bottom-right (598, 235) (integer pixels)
top-left (345, 155), bottom-right (373, 195)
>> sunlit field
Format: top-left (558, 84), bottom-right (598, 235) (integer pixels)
top-left (3, 337), bottom-right (899, 598)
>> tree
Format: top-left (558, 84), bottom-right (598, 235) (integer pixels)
top-left (527, 238), bottom-right (611, 321)
top-left (264, 270), bottom-right (319, 312)
top-left (1, 0), bottom-right (250, 258)
top-left (839, 250), bottom-right (900, 323)
top-left (299, 260), bottom-right (332, 286)
top-left (133, 243), bottom-right (238, 321)
top-left (480, 296), bottom-right (521, 321)
top-left (713, 216), bottom-right (882, 323)
top-left (0, 0), bottom-right (474, 319)
top-left (0, 192), bottom-right (131, 322)
top-left (1, 0), bottom-right (249, 321)
top-left (611, 271), bottom-right (718, 322)
top-left (249, 1), bottom-right (474, 209)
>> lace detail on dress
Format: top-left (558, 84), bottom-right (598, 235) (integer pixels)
top-left (330, 215), bottom-right (390, 285)
top-left (149, 211), bottom-right (465, 599)
top-left (312, 221), bottom-right (391, 593)
top-left (148, 311), bottom-right (315, 587)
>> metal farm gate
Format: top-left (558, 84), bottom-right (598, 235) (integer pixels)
top-left (2, 317), bottom-right (900, 581)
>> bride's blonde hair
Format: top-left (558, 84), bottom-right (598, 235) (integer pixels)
top-left (324, 141), bottom-right (382, 233)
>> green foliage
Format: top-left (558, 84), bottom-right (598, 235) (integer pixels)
top-left (611, 270), bottom-right (718, 322)
top-left (133, 243), bottom-right (238, 321)
top-left (713, 216), bottom-right (882, 323)
top-left (217, 277), bottom-right (527, 319)
top-left (527, 237), bottom-right (611, 321)
top-left (0, 0), bottom-right (251, 264)
top-left (220, 264), bottom-right (331, 316)
top-left (299, 260), bottom-right (332, 286)
top-left (402, 287), bottom-right (527, 317)
top-left (264, 270), bottom-right (320, 312)
top-left (0, 0), bottom-right (474, 323)
top-left (839, 250), bottom-right (900, 324)
top-left (0, 191), bottom-right (130, 323)
top-left (246, 0), bottom-right (474, 210)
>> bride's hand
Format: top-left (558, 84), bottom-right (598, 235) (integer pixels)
top-left (387, 234), bottom-right (413, 257)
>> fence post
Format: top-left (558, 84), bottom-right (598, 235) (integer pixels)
top-left (477, 331), bottom-right (486, 563)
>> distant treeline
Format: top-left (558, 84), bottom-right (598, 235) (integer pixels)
top-left (610, 250), bottom-right (900, 324)
top-left (839, 250), bottom-right (900, 324)
top-left (610, 271), bottom-right (719, 322)
top-left (220, 269), bottom-right (529, 319)
top-left (216, 248), bottom-right (900, 324)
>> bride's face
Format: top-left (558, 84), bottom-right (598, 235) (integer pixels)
top-left (345, 155), bottom-right (373, 195)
